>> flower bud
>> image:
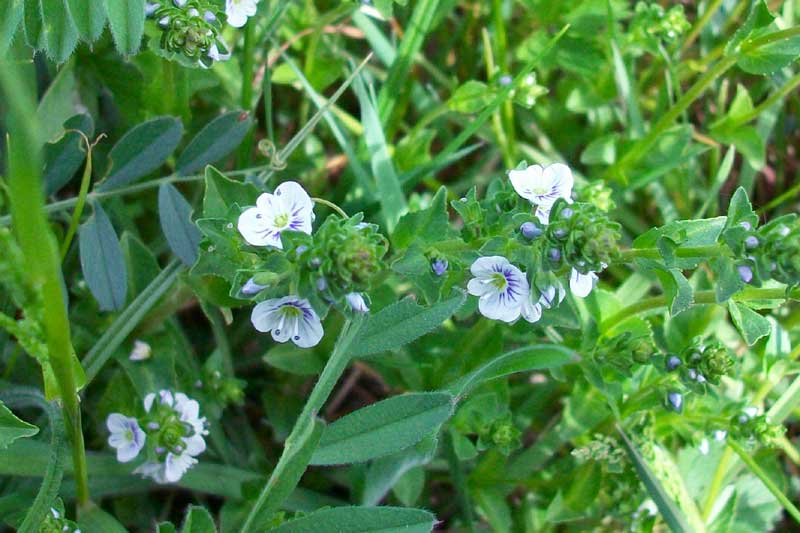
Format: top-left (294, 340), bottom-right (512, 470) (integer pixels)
top-left (346, 292), bottom-right (369, 313)
top-left (666, 391), bottom-right (683, 413)
top-left (520, 221), bottom-right (543, 240)
top-left (744, 236), bottom-right (759, 249)
top-left (431, 258), bottom-right (448, 276)
top-left (738, 265), bottom-right (753, 283)
top-left (666, 355), bottom-right (681, 371)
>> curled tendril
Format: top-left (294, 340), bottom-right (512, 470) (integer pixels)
top-left (257, 139), bottom-right (287, 170)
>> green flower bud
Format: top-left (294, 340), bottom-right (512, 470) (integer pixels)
top-left (547, 201), bottom-right (621, 274)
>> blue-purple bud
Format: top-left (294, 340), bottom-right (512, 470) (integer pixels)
top-left (745, 236), bottom-right (759, 249)
top-left (145, 2), bottom-right (159, 16)
top-left (241, 277), bottom-right (268, 295)
top-left (431, 258), bottom-right (448, 277)
top-left (739, 221), bottom-right (752, 231)
top-left (560, 207), bottom-right (574, 219)
top-left (499, 74), bottom-right (513, 86)
top-left (158, 15), bottom-right (170, 28)
top-left (548, 248), bottom-right (561, 262)
top-left (667, 391), bottom-right (683, 412)
top-left (738, 265), bottom-right (753, 283)
top-left (173, 0), bottom-right (186, 6)
top-left (553, 228), bottom-right (567, 239)
top-left (687, 368), bottom-right (697, 380)
top-left (316, 277), bottom-right (327, 292)
top-left (520, 222), bottom-right (543, 240)
top-left (666, 355), bottom-right (681, 371)
top-left (204, 10), bottom-right (216, 22)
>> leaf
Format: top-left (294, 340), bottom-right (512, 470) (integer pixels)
top-left (728, 301), bottom-right (771, 345)
top-left (202, 166), bottom-right (260, 219)
top-left (44, 113), bottom-right (94, 195)
top-left (653, 267), bottom-right (694, 316)
top-left (0, 0), bottom-right (24, 57)
top-left (103, 0), bottom-right (145, 55)
top-left (362, 436), bottom-right (438, 506)
top-left (181, 506), bottom-right (217, 533)
top-left (23, 0), bottom-right (43, 49)
top-left (349, 291), bottom-right (466, 358)
top-left (616, 425), bottom-right (692, 532)
top-left (738, 30), bottom-right (800, 75)
top-left (177, 111), bottom-right (254, 176)
top-left (724, 187), bottom-right (758, 230)
top-left (446, 345), bottom-right (578, 398)
top-left (392, 186), bottom-right (454, 249)
top-left (159, 183), bottom-right (201, 266)
top-left (79, 203), bottom-right (128, 311)
top-left (310, 392), bottom-right (454, 465)
top-left (272, 506), bottom-right (436, 533)
top-left (0, 401), bottom-right (38, 449)
top-left (99, 116), bottom-right (183, 190)
top-left (77, 504), bottom-right (127, 533)
top-left (447, 80), bottom-right (495, 114)
top-left (634, 217), bottom-right (727, 269)
top-left (66, 0), bottom-right (106, 42)
top-left (40, 0), bottom-right (79, 63)
top-left (36, 63), bottom-right (77, 143)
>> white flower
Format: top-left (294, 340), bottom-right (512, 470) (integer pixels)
top-left (251, 296), bottom-right (324, 348)
top-left (106, 414), bottom-right (146, 463)
top-left (226, 0), bottom-right (259, 27)
top-left (509, 163), bottom-right (573, 223)
top-left (129, 340), bottom-right (151, 361)
top-left (521, 283), bottom-right (566, 323)
top-left (569, 269), bottom-right (598, 298)
top-left (346, 292), bottom-right (369, 313)
top-left (207, 42), bottom-right (231, 62)
top-left (237, 181), bottom-right (315, 248)
top-left (133, 461), bottom-right (168, 484)
top-left (467, 256), bottom-right (530, 323)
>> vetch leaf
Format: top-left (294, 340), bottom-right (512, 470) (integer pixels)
top-left (446, 345), bottom-right (578, 398)
top-left (728, 301), bottom-right (771, 345)
top-left (0, 0), bottom-right (24, 57)
top-left (310, 392), bottom-right (454, 465)
top-left (616, 425), bottom-right (692, 532)
top-left (349, 291), bottom-right (466, 358)
top-left (0, 400), bottom-right (38, 449)
top-left (40, 0), bottom-right (79, 63)
top-left (99, 116), bottom-right (183, 190)
top-left (159, 183), bottom-right (201, 266)
top-left (177, 111), bottom-right (254, 176)
top-left (66, 0), bottom-right (106, 42)
top-left (103, 0), bottom-right (145, 55)
top-left (22, 0), bottom-right (43, 49)
top-left (273, 506), bottom-right (436, 533)
top-left (79, 202), bottom-right (128, 311)
top-left (44, 113), bottom-right (94, 195)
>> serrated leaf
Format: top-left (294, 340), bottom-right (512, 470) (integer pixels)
top-left (728, 301), bottom-right (771, 345)
top-left (41, 0), bottom-right (79, 63)
top-left (103, 0), bottom-right (145, 55)
top-left (712, 257), bottom-right (744, 303)
top-left (99, 116), bottom-right (183, 191)
top-left (0, 0), bottom-right (24, 57)
top-left (392, 186), bottom-right (454, 249)
top-left (310, 392), bottom-right (454, 465)
top-left (202, 166), bottom-right (260, 219)
top-left (273, 506), bottom-right (436, 533)
top-left (159, 183), bottom-right (201, 266)
top-left (181, 506), bottom-right (217, 533)
top-left (23, 0), bottom-right (43, 49)
top-left (66, 0), bottom-right (106, 42)
top-left (177, 111), bottom-right (254, 175)
top-left (654, 267), bottom-right (693, 316)
top-left (0, 401), bottom-right (38, 449)
top-left (349, 291), bottom-right (466, 358)
top-left (79, 203), bottom-right (128, 311)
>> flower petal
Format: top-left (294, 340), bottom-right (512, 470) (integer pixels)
top-left (293, 308), bottom-right (324, 348)
top-left (508, 165), bottom-right (544, 203)
top-left (521, 298), bottom-right (542, 323)
top-left (106, 413), bottom-right (128, 433)
top-left (238, 206), bottom-right (281, 248)
top-left (164, 452), bottom-right (197, 483)
top-left (542, 163), bottom-right (574, 201)
top-left (251, 299), bottom-right (283, 332)
top-left (275, 181), bottom-right (315, 233)
top-left (470, 256), bottom-right (510, 277)
top-left (467, 277), bottom-right (494, 296)
top-left (570, 269), bottom-right (597, 298)
top-left (182, 434), bottom-right (207, 456)
top-left (478, 293), bottom-right (522, 323)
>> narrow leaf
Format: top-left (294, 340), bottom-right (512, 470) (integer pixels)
top-left (273, 506), bottom-right (436, 533)
top-left (177, 111), bottom-right (254, 175)
top-left (79, 203), bottom-right (128, 311)
top-left (103, 0), bottom-right (145, 55)
top-left (158, 183), bottom-right (201, 266)
top-left (349, 291), bottom-right (465, 358)
top-left (99, 116), bottom-right (183, 190)
top-left (311, 392), bottom-right (454, 465)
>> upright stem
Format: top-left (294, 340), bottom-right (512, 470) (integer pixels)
top-left (237, 20), bottom-right (257, 167)
top-left (240, 317), bottom-right (364, 532)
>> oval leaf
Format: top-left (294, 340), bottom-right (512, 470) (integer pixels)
top-left (44, 113), bottom-right (94, 195)
top-left (103, 0), bottom-right (145, 55)
top-left (177, 111), bottom-right (254, 176)
top-left (310, 392), bottom-right (454, 465)
top-left (158, 183), bottom-right (201, 266)
top-left (79, 203), bottom-right (128, 311)
top-left (99, 116), bottom-right (183, 191)
top-left (349, 291), bottom-right (466, 358)
top-left (273, 506), bottom-right (436, 533)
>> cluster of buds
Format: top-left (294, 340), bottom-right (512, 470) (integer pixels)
top-left (729, 410), bottom-right (785, 448)
top-left (146, 0), bottom-right (228, 67)
top-left (40, 505), bottom-right (80, 533)
top-left (628, 2), bottom-right (690, 51)
top-left (594, 331), bottom-right (655, 375)
top-left (665, 339), bottom-right (734, 387)
top-left (544, 200), bottom-right (621, 274)
top-left (572, 434), bottom-right (627, 472)
top-left (106, 390), bottom-right (208, 484)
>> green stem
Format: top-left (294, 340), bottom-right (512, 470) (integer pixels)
top-left (444, 431), bottom-right (477, 532)
top-left (617, 244), bottom-right (728, 262)
top-left (0, 61), bottom-right (90, 508)
top-left (730, 72), bottom-right (800, 129)
top-left (59, 133), bottom-right (94, 260)
top-left (312, 197), bottom-right (349, 219)
top-left (237, 20), bottom-right (257, 167)
top-left (681, 0), bottom-right (725, 54)
top-left (727, 439), bottom-right (800, 524)
top-left (240, 317), bottom-right (364, 532)
top-left (742, 26), bottom-right (800, 52)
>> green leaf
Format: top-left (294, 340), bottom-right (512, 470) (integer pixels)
top-left (159, 183), bottom-right (201, 266)
top-left (103, 0), bottom-right (145, 55)
top-left (40, 0), bottom-right (79, 63)
top-left (447, 80), bottom-right (495, 114)
top-left (653, 267), bottom-right (694, 316)
top-left (446, 345), bottom-right (577, 398)
top-left (310, 392), bottom-right (454, 465)
top-left (362, 436), bottom-right (438, 506)
top-left (177, 111), bottom-right (254, 176)
top-left (349, 291), bottom-right (465, 358)
top-left (201, 166), bottom-right (260, 219)
top-left (273, 506), bottom-right (436, 533)
top-left (23, 0), bottom-right (43, 49)
top-left (44, 113), bottom-right (94, 195)
top-left (66, 0), bottom-right (106, 42)
top-left (634, 217), bottom-right (726, 268)
top-left (36, 63), bottom-right (77, 143)
top-left (0, 0), bottom-right (24, 57)
top-left (79, 202), bottom-right (128, 311)
top-left (724, 187), bottom-right (758, 230)
top-left (0, 401), bottom-right (38, 449)
top-left (77, 504), bottom-right (127, 533)
top-left (738, 30), bottom-right (800, 75)
top-left (99, 116), bottom-right (183, 190)
top-left (181, 506), bottom-right (217, 533)
top-left (392, 186), bottom-right (454, 249)
top-left (728, 301), bottom-right (771, 345)
top-left (616, 425), bottom-right (692, 532)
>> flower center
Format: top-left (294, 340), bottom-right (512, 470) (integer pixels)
top-left (490, 272), bottom-right (508, 290)
top-left (280, 305), bottom-right (302, 319)
top-left (273, 212), bottom-right (290, 228)
top-left (124, 429), bottom-right (134, 442)
top-left (532, 186), bottom-right (549, 196)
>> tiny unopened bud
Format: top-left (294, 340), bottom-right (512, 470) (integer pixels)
top-left (346, 292), bottom-right (369, 313)
top-left (145, 2), bottom-right (160, 16)
top-left (739, 221), bottom-right (752, 231)
top-left (520, 221), bottom-right (542, 240)
top-left (553, 228), bottom-right (567, 239)
top-left (129, 340), bottom-right (152, 361)
top-left (158, 15), bottom-right (170, 28)
top-left (316, 277), bottom-right (328, 292)
top-left (738, 265), bottom-right (753, 283)
top-left (173, 0), bottom-right (186, 6)
top-left (499, 74), bottom-right (513, 86)
top-left (666, 355), bottom-right (681, 371)
top-left (241, 277), bottom-right (268, 295)
top-left (295, 245), bottom-right (309, 258)
top-left (204, 10), bottom-right (217, 23)
top-left (560, 207), bottom-right (574, 219)
top-left (548, 248), bottom-right (561, 262)
top-left (667, 391), bottom-right (683, 412)
top-left (431, 258), bottom-right (448, 277)
top-left (156, 446), bottom-right (166, 454)
top-left (147, 422), bottom-right (160, 431)
top-left (687, 368), bottom-right (697, 380)
top-left (696, 374), bottom-right (706, 383)
top-left (745, 236), bottom-right (759, 249)
top-left (188, 8), bottom-right (199, 17)
top-left (713, 429), bottom-right (727, 441)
